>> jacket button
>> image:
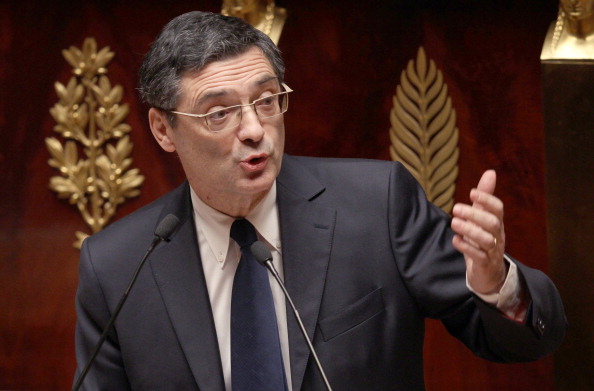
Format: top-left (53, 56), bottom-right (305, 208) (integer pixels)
top-left (536, 318), bottom-right (546, 336)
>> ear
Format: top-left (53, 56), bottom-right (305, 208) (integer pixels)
top-left (148, 108), bottom-right (176, 152)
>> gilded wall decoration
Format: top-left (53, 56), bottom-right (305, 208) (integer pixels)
top-left (390, 47), bottom-right (459, 214)
top-left (541, 0), bottom-right (594, 60)
top-left (46, 38), bottom-right (144, 249)
top-left (222, 0), bottom-right (287, 44)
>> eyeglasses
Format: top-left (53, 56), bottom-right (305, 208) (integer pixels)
top-left (169, 83), bottom-right (293, 133)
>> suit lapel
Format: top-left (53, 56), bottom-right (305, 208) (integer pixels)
top-left (148, 183), bottom-right (226, 391)
top-left (277, 156), bottom-right (336, 391)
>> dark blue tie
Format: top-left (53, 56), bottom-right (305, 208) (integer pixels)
top-left (230, 219), bottom-right (287, 391)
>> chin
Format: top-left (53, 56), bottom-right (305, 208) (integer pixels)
top-left (241, 173), bottom-right (276, 195)
top-left (250, 179), bottom-right (275, 194)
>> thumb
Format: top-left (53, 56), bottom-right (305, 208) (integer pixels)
top-left (476, 169), bottom-right (496, 195)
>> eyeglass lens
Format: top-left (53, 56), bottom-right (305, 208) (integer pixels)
top-left (205, 92), bottom-right (289, 132)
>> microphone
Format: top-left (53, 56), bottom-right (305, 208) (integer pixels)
top-left (250, 241), bottom-right (333, 391)
top-left (72, 214), bottom-right (181, 391)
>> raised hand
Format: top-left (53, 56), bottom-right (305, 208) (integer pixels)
top-left (451, 170), bottom-right (507, 295)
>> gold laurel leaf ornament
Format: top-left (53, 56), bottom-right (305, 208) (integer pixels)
top-left (47, 37), bottom-right (144, 249)
top-left (389, 47), bottom-right (459, 214)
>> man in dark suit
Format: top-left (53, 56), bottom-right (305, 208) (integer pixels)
top-left (74, 11), bottom-right (567, 391)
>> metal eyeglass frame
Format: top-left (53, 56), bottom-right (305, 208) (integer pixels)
top-left (168, 83), bottom-right (293, 133)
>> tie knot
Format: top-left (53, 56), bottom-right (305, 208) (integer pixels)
top-left (230, 219), bottom-right (258, 249)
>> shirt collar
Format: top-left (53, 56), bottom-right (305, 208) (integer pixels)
top-left (190, 182), bottom-right (281, 269)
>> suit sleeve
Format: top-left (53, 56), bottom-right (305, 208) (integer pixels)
top-left (73, 238), bottom-right (131, 391)
top-left (388, 162), bottom-right (567, 362)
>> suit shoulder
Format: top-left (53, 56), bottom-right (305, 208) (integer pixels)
top-left (284, 155), bottom-right (415, 186)
top-left (83, 182), bottom-right (189, 251)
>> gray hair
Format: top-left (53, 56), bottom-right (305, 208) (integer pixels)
top-left (138, 11), bottom-right (285, 118)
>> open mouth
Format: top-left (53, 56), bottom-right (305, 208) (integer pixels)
top-left (240, 154), bottom-right (268, 172)
top-left (248, 156), bottom-right (264, 164)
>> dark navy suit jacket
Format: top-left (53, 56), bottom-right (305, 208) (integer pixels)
top-left (75, 155), bottom-right (566, 390)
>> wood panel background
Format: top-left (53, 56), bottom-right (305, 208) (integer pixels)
top-left (0, 0), bottom-right (565, 389)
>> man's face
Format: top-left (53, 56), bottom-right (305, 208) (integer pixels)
top-left (157, 47), bottom-right (285, 211)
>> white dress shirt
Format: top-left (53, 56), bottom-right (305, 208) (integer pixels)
top-left (190, 182), bottom-right (292, 391)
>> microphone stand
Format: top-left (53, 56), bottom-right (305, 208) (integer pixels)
top-left (72, 214), bottom-right (180, 391)
top-left (263, 260), bottom-right (333, 391)
top-left (250, 241), bottom-right (332, 391)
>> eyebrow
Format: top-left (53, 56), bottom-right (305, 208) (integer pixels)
top-left (194, 75), bottom-right (280, 109)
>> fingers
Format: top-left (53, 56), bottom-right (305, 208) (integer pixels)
top-left (451, 205), bottom-right (500, 252)
top-left (469, 187), bottom-right (504, 218)
top-left (451, 234), bottom-right (492, 262)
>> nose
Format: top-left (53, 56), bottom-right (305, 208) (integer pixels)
top-left (237, 105), bottom-right (265, 143)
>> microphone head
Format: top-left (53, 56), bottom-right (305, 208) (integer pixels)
top-left (250, 241), bottom-right (273, 266)
top-left (155, 214), bottom-right (181, 242)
